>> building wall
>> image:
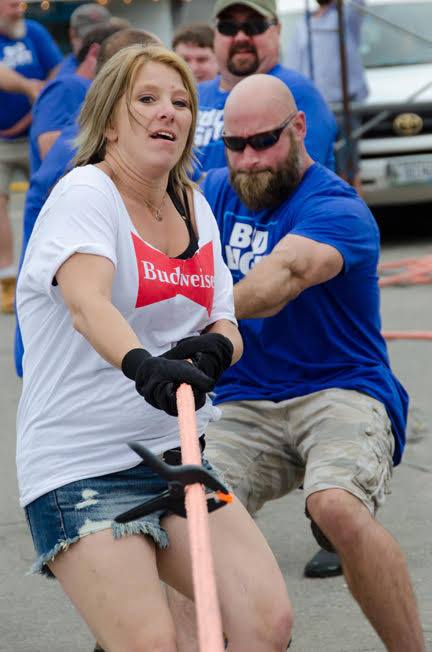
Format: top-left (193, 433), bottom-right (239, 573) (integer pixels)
top-left (26, 0), bottom-right (175, 51)
top-left (172, 0), bottom-right (214, 27)
top-left (25, 0), bottom-right (216, 52)
top-left (110, 0), bottom-right (173, 47)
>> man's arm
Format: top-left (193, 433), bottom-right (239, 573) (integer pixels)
top-left (234, 233), bottom-right (343, 319)
top-left (38, 130), bottom-right (61, 160)
top-left (0, 64), bottom-right (43, 101)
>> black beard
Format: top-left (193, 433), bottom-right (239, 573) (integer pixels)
top-left (227, 43), bottom-right (259, 77)
top-left (229, 135), bottom-right (303, 211)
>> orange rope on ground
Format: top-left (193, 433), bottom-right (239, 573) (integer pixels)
top-left (378, 254), bottom-right (432, 287)
top-left (176, 383), bottom-right (225, 652)
top-left (378, 255), bottom-right (432, 339)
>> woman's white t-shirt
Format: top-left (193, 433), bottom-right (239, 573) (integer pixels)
top-left (16, 165), bottom-right (236, 507)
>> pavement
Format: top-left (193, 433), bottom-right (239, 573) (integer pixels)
top-left (1, 192), bottom-right (431, 652)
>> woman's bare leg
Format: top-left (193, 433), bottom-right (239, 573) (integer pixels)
top-left (48, 530), bottom-right (177, 652)
top-left (158, 497), bottom-right (293, 651)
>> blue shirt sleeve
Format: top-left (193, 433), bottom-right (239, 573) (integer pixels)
top-left (31, 78), bottom-right (87, 138)
top-left (27, 21), bottom-right (62, 76)
top-left (290, 193), bottom-right (379, 273)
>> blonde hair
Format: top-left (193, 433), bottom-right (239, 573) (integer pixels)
top-left (75, 44), bottom-right (198, 191)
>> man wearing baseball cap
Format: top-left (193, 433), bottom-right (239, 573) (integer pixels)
top-left (193, 0), bottom-right (337, 181)
top-left (57, 2), bottom-right (111, 78)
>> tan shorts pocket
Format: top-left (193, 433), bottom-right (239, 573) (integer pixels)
top-left (353, 405), bottom-right (394, 512)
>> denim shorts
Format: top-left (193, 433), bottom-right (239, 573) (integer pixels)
top-left (25, 454), bottom-right (218, 578)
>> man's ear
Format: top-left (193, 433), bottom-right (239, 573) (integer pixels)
top-left (87, 43), bottom-right (101, 65)
top-left (293, 111), bottom-right (307, 139)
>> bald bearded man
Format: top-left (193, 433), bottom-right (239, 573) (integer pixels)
top-left (169, 75), bottom-right (424, 652)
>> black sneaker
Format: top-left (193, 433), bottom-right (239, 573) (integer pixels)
top-left (304, 548), bottom-right (342, 578)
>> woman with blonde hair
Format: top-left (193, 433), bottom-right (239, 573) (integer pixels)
top-left (16, 45), bottom-right (292, 651)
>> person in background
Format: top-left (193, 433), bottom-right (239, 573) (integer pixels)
top-left (172, 23), bottom-right (218, 83)
top-left (56, 2), bottom-right (111, 78)
top-left (0, 0), bottom-right (61, 313)
top-left (193, 0), bottom-right (337, 181)
top-left (97, 27), bottom-right (161, 71)
top-left (287, 0), bottom-right (368, 192)
top-left (169, 74), bottom-right (425, 652)
top-left (16, 44), bottom-right (293, 652)
top-left (29, 23), bottom-right (120, 175)
top-left (14, 28), bottom-right (163, 381)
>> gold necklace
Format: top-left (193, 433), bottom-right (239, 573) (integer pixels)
top-left (101, 160), bottom-right (167, 222)
top-left (142, 192), bottom-right (167, 222)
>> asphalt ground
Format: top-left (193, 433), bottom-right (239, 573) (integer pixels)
top-left (1, 192), bottom-right (431, 651)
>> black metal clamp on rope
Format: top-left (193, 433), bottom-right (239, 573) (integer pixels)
top-left (115, 441), bottom-right (232, 524)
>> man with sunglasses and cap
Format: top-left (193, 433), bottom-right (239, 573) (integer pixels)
top-left (193, 0), bottom-right (337, 181)
top-left (169, 73), bottom-right (425, 652)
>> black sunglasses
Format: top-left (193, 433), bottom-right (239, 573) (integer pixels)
top-left (222, 113), bottom-right (297, 152)
top-left (216, 18), bottom-right (277, 38)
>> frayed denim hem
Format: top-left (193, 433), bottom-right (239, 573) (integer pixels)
top-left (112, 520), bottom-right (169, 549)
top-left (28, 537), bottom-right (80, 578)
top-left (28, 521), bottom-right (169, 579)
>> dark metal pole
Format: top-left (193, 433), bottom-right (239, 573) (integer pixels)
top-left (336, 0), bottom-right (355, 185)
top-left (305, 0), bottom-right (315, 81)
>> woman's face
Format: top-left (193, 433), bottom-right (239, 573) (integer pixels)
top-left (108, 61), bottom-right (193, 176)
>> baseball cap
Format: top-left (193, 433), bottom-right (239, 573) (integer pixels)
top-left (70, 3), bottom-right (112, 38)
top-left (212, 0), bottom-right (277, 20)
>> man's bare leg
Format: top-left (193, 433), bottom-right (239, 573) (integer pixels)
top-left (307, 489), bottom-right (425, 651)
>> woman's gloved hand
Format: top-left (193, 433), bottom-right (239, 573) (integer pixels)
top-left (121, 348), bottom-right (214, 416)
top-left (163, 333), bottom-right (234, 385)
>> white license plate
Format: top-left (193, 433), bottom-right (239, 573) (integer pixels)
top-left (387, 156), bottom-right (432, 186)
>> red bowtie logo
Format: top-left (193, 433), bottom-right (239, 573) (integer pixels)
top-left (132, 233), bottom-right (215, 316)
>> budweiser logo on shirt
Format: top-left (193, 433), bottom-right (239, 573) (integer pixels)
top-left (132, 233), bottom-right (215, 315)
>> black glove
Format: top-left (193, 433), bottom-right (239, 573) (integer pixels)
top-left (122, 348), bottom-right (214, 417)
top-left (163, 333), bottom-right (234, 385)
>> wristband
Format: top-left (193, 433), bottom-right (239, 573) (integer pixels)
top-left (121, 348), bottom-right (151, 380)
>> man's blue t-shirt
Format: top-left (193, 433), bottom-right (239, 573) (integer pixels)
top-left (194, 64), bottom-right (337, 179)
top-left (15, 123), bottom-right (78, 377)
top-left (0, 20), bottom-right (62, 138)
top-left (201, 164), bottom-right (408, 465)
top-left (29, 74), bottom-right (90, 173)
top-left (56, 52), bottom-right (78, 78)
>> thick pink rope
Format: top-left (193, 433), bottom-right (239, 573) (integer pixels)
top-left (383, 331), bottom-right (432, 341)
top-left (176, 383), bottom-right (226, 652)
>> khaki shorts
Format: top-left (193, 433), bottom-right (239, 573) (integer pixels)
top-left (206, 389), bottom-right (395, 516)
top-left (0, 138), bottom-right (29, 196)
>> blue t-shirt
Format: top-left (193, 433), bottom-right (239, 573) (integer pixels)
top-left (0, 20), bottom-right (62, 138)
top-left (56, 52), bottom-right (78, 78)
top-left (15, 123), bottom-right (78, 378)
top-left (29, 74), bottom-right (90, 174)
top-left (194, 64), bottom-right (337, 179)
top-left (201, 164), bottom-right (408, 465)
